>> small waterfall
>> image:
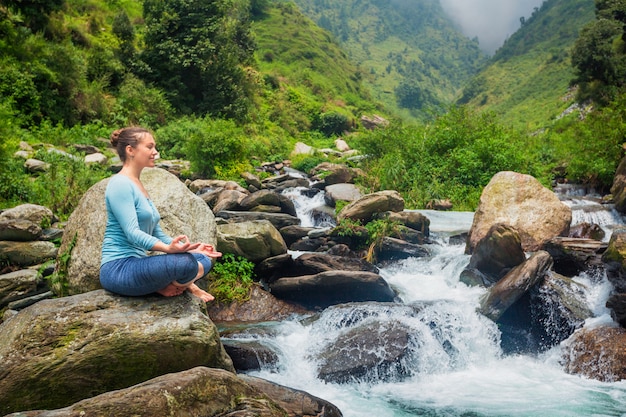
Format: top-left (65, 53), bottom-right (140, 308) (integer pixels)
top-left (555, 183), bottom-right (625, 239)
top-left (281, 186), bottom-right (336, 228)
top-left (248, 185), bottom-right (626, 417)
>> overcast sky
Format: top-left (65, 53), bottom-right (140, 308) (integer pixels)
top-left (439, 0), bottom-right (545, 54)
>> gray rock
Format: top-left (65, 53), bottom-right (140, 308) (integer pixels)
top-left (0, 268), bottom-right (40, 309)
top-left (0, 240), bottom-right (57, 266)
top-left (0, 290), bottom-right (233, 414)
top-left (269, 270), bottom-right (396, 309)
top-left (217, 219), bottom-right (287, 263)
top-left (0, 203), bottom-right (54, 226)
top-left (0, 218), bottom-right (42, 241)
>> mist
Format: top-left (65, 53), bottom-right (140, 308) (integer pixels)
top-left (439, 0), bottom-right (545, 54)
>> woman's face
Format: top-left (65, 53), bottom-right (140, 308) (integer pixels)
top-left (128, 133), bottom-right (159, 168)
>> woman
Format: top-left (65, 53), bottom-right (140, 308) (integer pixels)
top-left (100, 126), bottom-right (220, 302)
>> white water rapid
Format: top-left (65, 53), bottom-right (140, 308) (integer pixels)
top-left (241, 186), bottom-right (626, 417)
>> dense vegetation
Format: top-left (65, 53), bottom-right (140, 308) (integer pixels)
top-left (1, 0), bottom-right (626, 218)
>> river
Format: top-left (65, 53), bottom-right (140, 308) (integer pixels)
top-left (241, 186), bottom-right (626, 416)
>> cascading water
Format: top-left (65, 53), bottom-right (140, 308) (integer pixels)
top-left (239, 186), bottom-right (626, 416)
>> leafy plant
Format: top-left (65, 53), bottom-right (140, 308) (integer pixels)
top-left (48, 233), bottom-right (77, 297)
top-left (364, 218), bottom-right (405, 262)
top-left (207, 253), bottom-right (255, 303)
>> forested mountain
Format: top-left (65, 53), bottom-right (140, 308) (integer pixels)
top-left (458, 0), bottom-right (595, 130)
top-left (286, 0), bottom-right (488, 120)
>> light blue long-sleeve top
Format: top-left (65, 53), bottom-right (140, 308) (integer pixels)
top-left (100, 174), bottom-right (173, 266)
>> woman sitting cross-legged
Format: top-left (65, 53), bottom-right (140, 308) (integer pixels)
top-left (99, 126), bottom-right (221, 302)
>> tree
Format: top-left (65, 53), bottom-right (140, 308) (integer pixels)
top-left (571, 0), bottom-right (626, 103)
top-left (140, 0), bottom-right (256, 121)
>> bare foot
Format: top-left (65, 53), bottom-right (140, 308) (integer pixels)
top-left (157, 283), bottom-right (185, 297)
top-left (186, 283), bottom-right (215, 302)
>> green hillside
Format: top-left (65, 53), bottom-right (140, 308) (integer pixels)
top-left (457, 0), bottom-right (595, 131)
top-left (251, 2), bottom-right (382, 135)
top-left (287, 0), bottom-right (488, 120)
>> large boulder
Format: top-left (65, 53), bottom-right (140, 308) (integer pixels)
top-left (4, 367), bottom-right (311, 417)
top-left (0, 204), bottom-right (55, 226)
top-left (466, 171), bottom-right (572, 254)
top-left (58, 168), bottom-right (217, 295)
top-left (217, 219), bottom-right (288, 263)
top-left (0, 290), bottom-right (233, 414)
top-left (337, 190), bottom-right (405, 223)
top-left (562, 326), bottom-right (626, 382)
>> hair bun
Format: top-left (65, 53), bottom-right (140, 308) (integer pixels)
top-left (110, 129), bottom-right (123, 146)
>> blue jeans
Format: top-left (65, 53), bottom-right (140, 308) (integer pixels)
top-left (100, 253), bottom-right (212, 296)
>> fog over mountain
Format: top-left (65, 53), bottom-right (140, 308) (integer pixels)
top-left (440, 0), bottom-right (545, 54)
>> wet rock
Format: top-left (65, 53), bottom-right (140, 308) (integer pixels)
top-left (376, 237), bottom-right (430, 261)
top-left (223, 340), bottom-right (280, 371)
top-left (461, 223), bottom-right (526, 286)
top-left (562, 326), bottom-right (626, 382)
top-left (479, 251), bottom-right (553, 321)
top-left (279, 225), bottom-right (315, 247)
top-left (316, 320), bottom-right (413, 383)
top-left (601, 228), bottom-right (626, 292)
top-left (544, 237), bottom-right (607, 277)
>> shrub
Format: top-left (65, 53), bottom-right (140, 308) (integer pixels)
top-left (207, 254), bottom-right (255, 303)
top-left (183, 118), bottom-right (252, 179)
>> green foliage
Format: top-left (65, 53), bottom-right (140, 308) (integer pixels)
top-left (49, 232), bottom-right (77, 297)
top-left (113, 74), bottom-right (173, 128)
top-left (355, 106), bottom-right (542, 210)
top-left (544, 92), bottom-right (626, 189)
top-left (172, 117), bottom-right (253, 179)
top-left (312, 111), bottom-right (351, 137)
top-left (290, 153), bottom-right (329, 174)
top-left (363, 218), bottom-right (405, 262)
top-left (28, 149), bottom-right (109, 219)
top-left (460, 0), bottom-right (595, 131)
top-left (572, 0), bottom-right (626, 104)
top-left (207, 253), bottom-right (255, 303)
top-left (141, 0), bottom-right (256, 121)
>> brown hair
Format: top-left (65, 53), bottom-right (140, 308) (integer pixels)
top-left (110, 127), bottom-right (152, 163)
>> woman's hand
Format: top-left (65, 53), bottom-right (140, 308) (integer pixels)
top-left (190, 242), bottom-right (222, 258)
top-left (166, 235), bottom-right (201, 253)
